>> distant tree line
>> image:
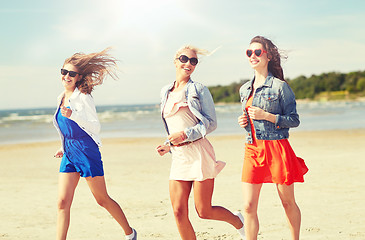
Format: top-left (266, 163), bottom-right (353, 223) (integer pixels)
top-left (288, 71), bottom-right (365, 99)
top-left (208, 81), bottom-right (247, 103)
top-left (208, 70), bottom-right (365, 102)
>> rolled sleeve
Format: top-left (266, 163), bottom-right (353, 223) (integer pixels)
top-left (184, 85), bottom-right (217, 141)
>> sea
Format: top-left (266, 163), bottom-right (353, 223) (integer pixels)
top-left (1, 101), bottom-right (365, 145)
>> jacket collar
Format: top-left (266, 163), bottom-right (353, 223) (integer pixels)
top-left (167, 78), bottom-right (193, 91)
top-left (57, 87), bottom-right (82, 105)
top-left (263, 72), bottom-right (274, 87)
top-left (69, 87), bottom-right (81, 99)
top-left (246, 72), bottom-right (274, 90)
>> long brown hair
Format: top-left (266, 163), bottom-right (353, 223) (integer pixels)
top-left (64, 48), bottom-right (118, 94)
top-left (250, 36), bottom-right (286, 81)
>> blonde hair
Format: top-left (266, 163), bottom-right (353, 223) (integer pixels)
top-left (174, 45), bottom-right (210, 60)
top-left (64, 48), bottom-right (118, 94)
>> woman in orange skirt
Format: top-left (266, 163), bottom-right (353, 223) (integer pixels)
top-left (238, 36), bottom-right (308, 240)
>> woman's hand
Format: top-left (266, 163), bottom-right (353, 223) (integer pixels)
top-left (61, 106), bottom-right (72, 118)
top-left (238, 114), bottom-right (248, 128)
top-left (168, 131), bottom-right (187, 145)
top-left (156, 145), bottom-right (171, 156)
top-left (54, 149), bottom-right (64, 158)
top-left (247, 106), bottom-right (276, 123)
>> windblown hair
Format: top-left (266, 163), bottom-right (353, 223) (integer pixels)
top-left (64, 48), bottom-right (118, 94)
top-left (250, 36), bottom-right (287, 81)
top-left (174, 45), bottom-right (210, 61)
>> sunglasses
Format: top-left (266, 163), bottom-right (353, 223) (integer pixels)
top-left (177, 55), bottom-right (198, 66)
top-left (61, 68), bottom-right (79, 77)
top-left (246, 49), bottom-right (267, 58)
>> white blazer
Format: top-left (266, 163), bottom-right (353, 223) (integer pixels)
top-left (53, 87), bottom-right (102, 152)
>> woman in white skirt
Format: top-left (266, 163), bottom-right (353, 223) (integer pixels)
top-left (156, 45), bottom-right (245, 240)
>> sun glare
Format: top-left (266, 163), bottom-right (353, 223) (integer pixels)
top-left (105, 0), bottom-right (189, 33)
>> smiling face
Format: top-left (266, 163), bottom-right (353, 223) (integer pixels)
top-left (61, 63), bottom-right (82, 92)
top-left (247, 42), bottom-right (270, 72)
top-left (174, 49), bottom-right (197, 79)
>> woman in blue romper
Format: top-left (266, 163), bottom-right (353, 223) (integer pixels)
top-left (53, 49), bottom-right (137, 240)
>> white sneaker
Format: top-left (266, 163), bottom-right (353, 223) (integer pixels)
top-left (234, 211), bottom-right (245, 239)
top-left (125, 228), bottom-right (137, 240)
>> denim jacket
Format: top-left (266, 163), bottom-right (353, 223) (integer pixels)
top-left (239, 73), bottom-right (299, 144)
top-left (160, 79), bottom-right (217, 142)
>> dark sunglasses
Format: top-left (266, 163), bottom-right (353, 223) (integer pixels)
top-left (61, 68), bottom-right (79, 77)
top-left (177, 55), bottom-right (198, 66)
top-left (246, 49), bottom-right (267, 58)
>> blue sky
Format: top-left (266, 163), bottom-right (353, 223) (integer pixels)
top-left (1, 0), bottom-right (364, 109)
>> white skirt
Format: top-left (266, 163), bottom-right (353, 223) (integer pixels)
top-left (169, 138), bottom-right (226, 181)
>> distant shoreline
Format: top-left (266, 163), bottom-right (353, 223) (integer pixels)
top-left (1, 97), bottom-right (365, 111)
top-left (296, 96), bottom-right (365, 103)
top-left (214, 96), bottom-right (365, 105)
top-left (1, 101), bottom-right (364, 145)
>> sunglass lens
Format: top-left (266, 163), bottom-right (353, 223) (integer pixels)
top-left (190, 58), bottom-right (198, 66)
top-left (69, 71), bottom-right (77, 77)
top-left (61, 69), bottom-right (78, 77)
top-left (179, 55), bottom-right (189, 63)
top-left (254, 49), bottom-right (262, 57)
top-left (246, 50), bottom-right (253, 57)
top-left (61, 69), bottom-right (68, 75)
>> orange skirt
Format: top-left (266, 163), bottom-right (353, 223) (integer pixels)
top-left (242, 94), bottom-right (308, 185)
top-left (242, 137), bottom-right (308, 185)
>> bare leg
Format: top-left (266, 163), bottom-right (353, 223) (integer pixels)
top-left (242, 183), bottom-right (262, 240)
top-left (193, 179), bottom-right (243, 229)
top-left (86, 176), bottom-right (133, 236)
top-left (57, 172), bottom-right (80, 240)
top-left (169, 180), bottom-right (195, 240)
top-left (277, 184), bottom-right (301, 240)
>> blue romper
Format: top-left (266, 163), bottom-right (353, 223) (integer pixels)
top-left (56, 107), bottom-right (104, 177)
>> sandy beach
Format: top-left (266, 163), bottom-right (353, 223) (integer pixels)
top-left (1, 130), bottom-right (364, 239)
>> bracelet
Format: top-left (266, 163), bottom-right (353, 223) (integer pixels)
top-left (180, 131), bottom-right (187, 141)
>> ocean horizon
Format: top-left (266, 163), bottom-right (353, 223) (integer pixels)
top-left (1, 101), bottom-right (365, 145)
